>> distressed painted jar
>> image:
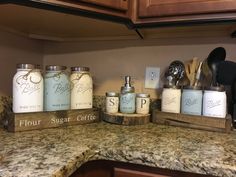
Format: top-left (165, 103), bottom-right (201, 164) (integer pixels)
top-left (70, 67), bottom-right (93, 109)
top-left (120, 76), bottom-right (136, 114)
top-left (106, 92), bottom-right (119, 113)
top-left (136, 93), bottom-right (150, 114)
top-left (181, 86), bottom-right (203, 116)
top-left (44, 65), bottom-right (70, 111)
top-left (13, 64), bottom-right (43, 113)
top-left (161, 85), bottom-right (181, 113)
top-left (203, 86), bottom-right (227, 118)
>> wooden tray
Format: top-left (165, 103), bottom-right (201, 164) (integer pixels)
top-left (152, 110), bottom-right (232, 133)
top-left (6, 108), bottom-right (100, 132)
top-left (102, 112), bottom-right (150, 125)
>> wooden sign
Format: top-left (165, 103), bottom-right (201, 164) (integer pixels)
top-left (152, 110), bottom-right (232, 133)
top-left (7, 108), bottom-right (100, 132)
top-left (103, 112), bottom-right (150, 125)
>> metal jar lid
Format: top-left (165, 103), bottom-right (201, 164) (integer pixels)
top-left (183, 86), bottom-right (202, 90)
top-left (136, 93), bottom-right (150, 98)
top-left (16, 64), bottom-right (36, 69)
top-left (204, 86), bottom-right (225, 92)
top-left (45, 65), bottom-right (67, 71)
top-left (121, 86), bottom-right (135, 93)
top-left (106, 92), bottom-right (119, 97)
top-left (163, 84), bottom-right (181, 89)
top-left (71, 66), bottom-right (90, 72)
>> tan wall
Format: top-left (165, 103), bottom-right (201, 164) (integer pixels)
top-left (43, 37), bottom-right (236, 98)
top-left (0, 31), bottom-right (44, 96)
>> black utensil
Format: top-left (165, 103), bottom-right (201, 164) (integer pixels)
top-left (207, 47), bottom-right (226, 86)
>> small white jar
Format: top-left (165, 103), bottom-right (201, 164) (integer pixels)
top-left (136, 93), bottom-right (150, 114)
top-left (13, 64), bottom-right (43, 113)
top-left (106, 92), bottom-right (119, 113)
top-left (203, 87), bottom-right (227, 118)
top-left (161, 85), bottom-right (181, 113)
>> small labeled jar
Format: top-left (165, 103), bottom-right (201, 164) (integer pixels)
top-left (136, 93), bottom-right (150, 114)
top-left (106, 92), bottom-right (119, 113)
top-left (70, 67), bottom-right (93, 109)
top-left (13, 64), bottom-right (43, 113)
top-left (181, 86), bottom-right (203, 116)
top-left (161, 85), bottom-right (181, 113)
top-left (203, 86), bottom-right (227, 118)
top-left (44, 65), bottom-right (70, 111)
top-left (120, 76), bottom-right (136, 114)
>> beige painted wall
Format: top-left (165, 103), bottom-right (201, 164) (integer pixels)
top-left (43, 37), bottom-right (236, 98)
top-left (0, 31), bottom-right (43, 96)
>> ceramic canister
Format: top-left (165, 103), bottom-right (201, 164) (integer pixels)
top-left (44, 65), bottom-right (70, 111)
top-left (136, 93), bottom-right (150, 114)
top-left (106, 92), bottom-right (119, 113)
top-left (203, 86), bottom-right (227, 118)
top-left (70, 67), bottom-right (93, 109)
top-left (181, 86), bottom-right (203, 116)
top-left (13, 64), bottom-right (43, 113)
top-left (161, 85), bottom-right (181, 113)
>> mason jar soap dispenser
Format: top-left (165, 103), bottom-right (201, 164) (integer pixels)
top-left (120, 76), bottom-right (136, 114)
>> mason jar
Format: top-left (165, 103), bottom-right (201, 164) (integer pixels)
top-left (106, 92), bottom-right (119, 113)
top-left (161, 85), bottom-right (181, 113)
top-left (13, 64), bottom-right (43, 113)
top-left (203, 86), bottom-right (227, 118)
top-left (70, 67), bottom-right (93, 109)
top-left (136, 93), bottom-right (150, 114)
top-left (44, 65), bottom-right (70, 111)
top-left (181, 86), bottom-right (203, 116)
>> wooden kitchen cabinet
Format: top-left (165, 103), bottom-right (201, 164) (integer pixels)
top-left (135, 0), bottom-right (236, 26)
top-left (70, 160), bottom-right (215, 177)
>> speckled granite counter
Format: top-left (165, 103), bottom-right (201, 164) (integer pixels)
top-left (0, 122), bottom-right (236, 177)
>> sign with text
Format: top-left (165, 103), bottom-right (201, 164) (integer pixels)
top-left (7, 108), bottom-right (100, 132)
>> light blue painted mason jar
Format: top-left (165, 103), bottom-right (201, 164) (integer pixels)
top-left (44, 65), bottom-right (70, 111)
top-left (120, 76), bottom-right (136, 114)
top-left (181, 86), bottom-right (203, 115)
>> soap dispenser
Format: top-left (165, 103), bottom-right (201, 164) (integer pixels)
top-left (120, 76), bottom-right (136, 114)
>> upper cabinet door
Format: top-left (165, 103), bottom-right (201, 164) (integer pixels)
top-left (79, 0), bottom-right (128, 11)
top-left (138, 0), bottom-right (236, 18)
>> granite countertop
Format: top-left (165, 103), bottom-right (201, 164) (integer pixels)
top-left (0, 122), bottom-right (236, 177)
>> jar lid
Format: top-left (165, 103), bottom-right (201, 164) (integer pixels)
top-left (16, 64), bottom-right (36, 69)
top-left (183, 86), bottom-right (202, 90)
top-left (204, 86), bottom-right (225, 92)
top-left (163, 85), bottom-right (181, 89)
top-left (46, 65), bottom-right (67, 71)
top-left (136, 93), bottom-right (150, 98)
top-left (71, 66), bottom-right (90, 72)
top-left (106, 92), bottom-right (119, 97)
top-left (121, 86), bottom-right (135, 93)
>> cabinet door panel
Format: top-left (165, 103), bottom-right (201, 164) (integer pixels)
top-left (139, 0), bottom-right (236, 18)
top-left (114, 168), bottom-right (171, 177)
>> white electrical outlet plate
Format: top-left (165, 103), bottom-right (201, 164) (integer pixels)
top-left (145, 67), bottom-right (160, 89)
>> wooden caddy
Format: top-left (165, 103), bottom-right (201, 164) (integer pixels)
top-left (102, 112), bottom-right (150, 125)
top-left (7, 108), bottom-right (100, 132)
top-left (152, 110), bottom-right (232, 133)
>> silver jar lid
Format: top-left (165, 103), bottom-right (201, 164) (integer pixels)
top-left (163, 84), bottom-right (181, 89)
top-left (46, 65), bottom-right (67, 71)
top-left (204, 86), bottom-right (225, 92)
top-left (16, 64), bottom-right (36, 69)
top-left (183, 86), bottom-right (202, 90)
top-left (71, 66), bottom-right (90, 72)
top-left (136, 93), bottom-right (150, 98)
top-left (106, 92), bottom-right (119, 97)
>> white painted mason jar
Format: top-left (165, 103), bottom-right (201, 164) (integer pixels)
top-left (136, 93), bottom-right (150, 114)
top-left (203, 87), bottom-right (227, 118)
top-left (13, 64), bottom-right (43, 113)
top-left (161, 85), bottom-right (181, 113)
top-left (106, 92), bottom-right (119, 113)
top-left (70, 67), bottom-right (93, 109)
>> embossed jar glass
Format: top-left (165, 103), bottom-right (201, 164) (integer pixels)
top-left (181, 86), bottom-right (203, 116)
top-left (70, 67), bottom-right (93, 109)
top-left (44, 65), bottom-right (70, 111)
top-left (13, 64), bottom-right (43, 113)
top-left (161, 85), bottom-right (181, 113)
top-left (203, 86), bottom-right (227, 118)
